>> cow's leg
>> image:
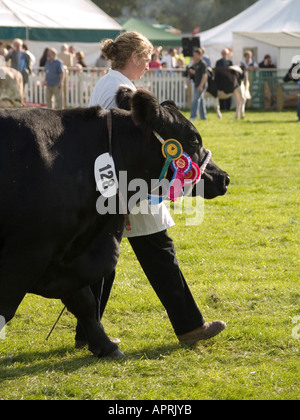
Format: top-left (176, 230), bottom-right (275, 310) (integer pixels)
top-left (61, 287), bottom-right (124, 358)
top-left (214, 98), bottom-right (222, 119)
top-left (233, 89), bottom-right (242, 119)
top-left (0, 291), bottom-right (25, 334)
top-left (0, 267), bottom-right (27, 337)
top-left (0, 244), bottom-right (44, 335)
top-left (240, 96), bottom-right (246, 119)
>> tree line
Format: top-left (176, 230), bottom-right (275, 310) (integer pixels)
top-left (92, 0), bottom-right (258, 33)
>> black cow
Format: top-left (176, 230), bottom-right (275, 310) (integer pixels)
top-left (0, 88), bottom-right (230, 358)
top-left (205, 66), bottom-right (251, 119)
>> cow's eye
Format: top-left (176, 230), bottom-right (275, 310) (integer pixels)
top-left (188, 137), bottom-right (200, 147)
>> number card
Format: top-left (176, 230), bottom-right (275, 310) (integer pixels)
top-left (94, 153), bottom-right (118, 198)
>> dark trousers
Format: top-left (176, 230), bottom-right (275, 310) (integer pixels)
top-left (75, 230), bottom-right (205, 340)
top-left (220, 98), bottom-right (231, 110)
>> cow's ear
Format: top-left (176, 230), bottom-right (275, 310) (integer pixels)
top-left (161, 100), bottom-right (178, 110)
top-left (131, 89), bottom-right (164, 128)
top-left (116, 86), bottom-right (134, 110)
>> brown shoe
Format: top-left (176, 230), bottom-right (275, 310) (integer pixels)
top-left (177, 321), bottom-right (226, 345)
top-left (75, 337), bottom-right (121, 349)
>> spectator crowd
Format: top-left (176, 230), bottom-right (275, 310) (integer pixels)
top-left (1, 37), bottom-right (298, 121)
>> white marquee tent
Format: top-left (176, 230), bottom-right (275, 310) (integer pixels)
top-left (0, 0), bottom-right (122, 66)
top-left (195, 0), bottom-right (300, 66)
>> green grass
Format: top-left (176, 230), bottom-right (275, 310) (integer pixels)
top-left (0, 110), bottom-right (299, 400)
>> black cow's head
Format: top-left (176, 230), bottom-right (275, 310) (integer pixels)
top-left (116, 87), bottom-right (229, 200)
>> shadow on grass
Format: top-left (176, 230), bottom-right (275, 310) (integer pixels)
top-left (0, 342), bottom-right (189, 382)
top-left (242, 119), bottom-right (299, 124)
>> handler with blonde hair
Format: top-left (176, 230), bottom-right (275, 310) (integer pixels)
top-left (75, 32), bottom-right (226, 348)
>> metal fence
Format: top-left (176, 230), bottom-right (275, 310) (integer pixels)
top-left (249, 69), bottom-right (299, 111)
top-left (25, 67), bottom-right (298, 111)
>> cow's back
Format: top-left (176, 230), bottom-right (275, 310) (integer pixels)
top-left (214, 67), bottom-right (241, 94)
top-left (0, 107), bottom-right (105, 224)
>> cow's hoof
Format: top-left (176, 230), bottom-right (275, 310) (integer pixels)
top-left (75, 336), bottom-right (120, 349)
top-left (103, 348), bottom-right (126, 359)
top-left (177, 320), bottom-right (226, 345)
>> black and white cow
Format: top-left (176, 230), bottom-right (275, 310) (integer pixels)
top-left (0, 88), bottom-right (229, 358)
top-left (283, 61), bottom-right (300, 83)
top-left (205, 66), bottom-right (251, 119)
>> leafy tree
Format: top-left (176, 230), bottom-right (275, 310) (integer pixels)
top-left (91, 0), bottom-right (138, 17)
top-left (92, 0), bottom-right (259, 32)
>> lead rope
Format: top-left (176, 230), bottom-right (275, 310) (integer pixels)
top-left (46, 305), bottom-right (66, 341)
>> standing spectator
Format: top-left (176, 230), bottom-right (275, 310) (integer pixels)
top-left (216, 48), bottom-right (233, 110)
top-left (161, 48), bottom-right (176, 69)
top-left (201, 47), bottom-right (211, 67)
top-left (0, 41), bottom-right (8, 58)
top-left (95, 52), bottom-right (110, 68)
top-left (149, 52), bottom-right (162, 71)
top-left (189, 48), bottom-right (208, 121)
top-left (58, 44), bottom-right (74, 67)
top-left (75, 51), bottom-right (88, 69)
top-left (216, 48), bottom-right (233, 68)
top-left (69, 45), bottom-right (76, 61)
top-left (23, 43), bottom-right (36, 68)
top-left (44, 48), bottom-right (65, 109)
top-left (39, 48), bottom-right (49, 68)
top-left (176, 57), bottom-right (185, 69)
top-left (259, 54), bottom-right (276, 69)
top-left (5, 38), bottom-right (32, 87)
top-left (259, 54), bottom-right (277, 92)
top-left (241, 50), bottom-right (259, 70)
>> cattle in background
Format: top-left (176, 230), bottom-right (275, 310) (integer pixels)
top-left (0, 88), bottom-right (229, 358)
top-left (205, 66), bottom-right (251, 119)
top-left (283, 61), bottom-right (300, 83)
top-left (0, 67), bottom-right (24, 108)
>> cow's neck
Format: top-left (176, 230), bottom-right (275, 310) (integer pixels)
top-left (104, 112), bottom-right (165, 189)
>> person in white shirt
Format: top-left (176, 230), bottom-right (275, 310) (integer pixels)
top-left (160, 48), bottom-right (177, 69)
top-left (241, 50), bottom-right (259, 71)
top-left (75, 32), bottom-right (226, 348)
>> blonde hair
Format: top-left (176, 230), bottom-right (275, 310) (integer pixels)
top-left (101, 31), bottom-right (153, 70)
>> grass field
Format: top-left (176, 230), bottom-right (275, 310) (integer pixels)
top-left (0, 109), bottom-right (299, 400)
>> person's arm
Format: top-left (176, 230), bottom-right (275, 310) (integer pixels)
top-left (58, 62), bottom-right (65, 88)
top-left (59, 71), bottom-right (64, 88)
top-left (197, 62), bottom-right (208, 93)
top-left (4, 49), bottom-right (13, 62)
